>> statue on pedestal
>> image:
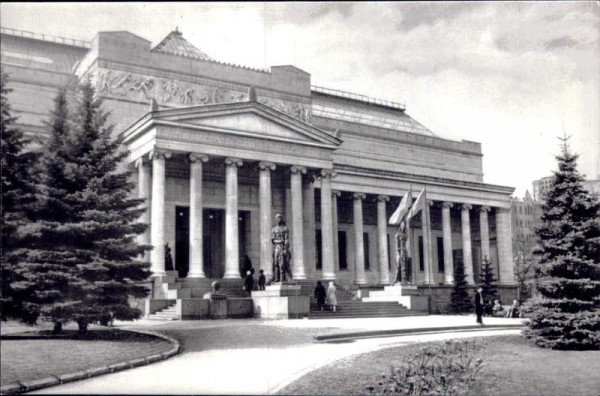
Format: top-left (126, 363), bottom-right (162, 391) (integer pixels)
top-left (271, 214), bottom-right (292, 283)
top-left (165, 243), bottom-right (174, 271)
top-left (393, 221), bottom-right (411, 285)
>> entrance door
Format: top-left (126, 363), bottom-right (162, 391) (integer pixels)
top-left (175, 206), bottom-right (190, 278)
top-left (204, 209), bottom-right (225, 278)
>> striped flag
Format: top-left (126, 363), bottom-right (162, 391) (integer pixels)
top-left (407, 187), bottom-right (426, 221)
top-left (389, 187), bottom-right (413, 225)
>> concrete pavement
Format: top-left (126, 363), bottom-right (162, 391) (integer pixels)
top-left (30, 316), bottom-right (525, 395)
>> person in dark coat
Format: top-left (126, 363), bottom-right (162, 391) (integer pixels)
top-left (165, 244), bottom-right (174, 271)
top-left (243, 270), bottom-right (254, 297)
top-left (258, 270), bottom-right (266, 290)
top-left (314, 281), bottom-right (326, 311)
top-left (475, 287), bottom-right (484, 325)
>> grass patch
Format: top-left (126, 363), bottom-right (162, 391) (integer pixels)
top-left (278, 335), bottom-right (600, 395)
top-left (1, 323), bottom-right (173, 386)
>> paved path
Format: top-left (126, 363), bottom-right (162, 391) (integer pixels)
top-left (31, 316), bottom-right (524, 395)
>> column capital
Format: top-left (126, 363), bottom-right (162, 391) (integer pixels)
top-left (428, 199), bottom-right (435, 206)
top-left (442, 201), bottom-right (454, 209)
top-left (377, 194), bottom-right (390, 202)
top-left (332, 190), bottom-right (342, 198)
top-left (320, 169), bottom-right (337, 179)
top-left (189, 153), bottom-right (209, 163)
top-left (290, 165), bottom-right (307, 175)
top-left (353, 192), bottom-right (366, 201)
top-left (135, 157), bottom-right (150, 168)
top-left (479, 205), bottom-right (491, 213)
top-left (259, 161), bottom-right (276, 171)
top-left (462, 203), bottom-right (473, 211)
top-left (149, 149), bottom-right (172, 160)
top-left (225, 157), bottom-right (243, 168)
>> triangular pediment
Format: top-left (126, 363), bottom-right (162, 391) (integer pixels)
top-left (150, 101), bottom-right (341, 148)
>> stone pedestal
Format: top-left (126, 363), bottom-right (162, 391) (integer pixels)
top-left (252, 284), bottom-right (309, 319)
top-left (362, 285), bottom-right (428, 311)
top-left (203, 293), bottom-right (228, 319)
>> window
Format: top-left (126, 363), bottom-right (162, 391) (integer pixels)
top-left (316, 230), bottom-right (322, 270)
top-left (363, 232), bottom-right (370, 270)
top-left (418, 236), bottom-right (424, 271)
top-left (437, 237), bottom-right (444, 272)
top-left (338, 231), bottom-right (347, 270)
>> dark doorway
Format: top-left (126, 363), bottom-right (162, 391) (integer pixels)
top-left (204, 209), bottom-right (225, 278)
top-left (175, 206), bottom-right (190, 278)
top-left (338, 231), bottom-right (347, 270)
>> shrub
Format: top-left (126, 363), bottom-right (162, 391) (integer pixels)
top-left (367, 340), bottom-right (484, 395)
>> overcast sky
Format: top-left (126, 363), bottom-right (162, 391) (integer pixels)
top-left (2, 2), bottom-right (599, 196)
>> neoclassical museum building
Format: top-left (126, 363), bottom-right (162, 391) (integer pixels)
top-left (1, 27), bottom-right (516, 312)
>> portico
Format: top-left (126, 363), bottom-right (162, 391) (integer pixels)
top-left (122, 97), bottom-right (515, 291)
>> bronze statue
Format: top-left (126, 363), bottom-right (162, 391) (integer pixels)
top-left (393, 221), bottom-right (411, 285)
top-left (271, 214), bottom-right (292, 283)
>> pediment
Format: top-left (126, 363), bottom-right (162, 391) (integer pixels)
top-left (150, 101), bottom-right (341, 148)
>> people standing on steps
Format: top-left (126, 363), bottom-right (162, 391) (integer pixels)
top-left (314, 281), bottom-right (326, 311)
top-left (475, 286), bottom-right (484, 325)
top-left (327, 281), bottom-right (338, 312)
top-left (243, 270), bottom-right (254, 297)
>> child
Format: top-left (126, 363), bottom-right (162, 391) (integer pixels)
top-left (258, 269), bottom-right (266, 290)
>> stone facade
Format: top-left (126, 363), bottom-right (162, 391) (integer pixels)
top-left (1, 27), bottom-right (517, 295)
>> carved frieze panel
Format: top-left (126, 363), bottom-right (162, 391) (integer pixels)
top-left (91, 68), bottom-right (312, 123)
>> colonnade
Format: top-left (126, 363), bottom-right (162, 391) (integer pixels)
top-left (137, 151), bottom-right (514, 286)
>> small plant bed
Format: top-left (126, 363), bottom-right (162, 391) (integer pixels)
top-left (278, 335), bottom-right (600, 395)
top-left (1, 324), bottom-right (173, 387)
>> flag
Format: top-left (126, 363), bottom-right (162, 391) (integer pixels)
top-left (389, 187), bottom-right (413, 225)
top-left (407, 187), bottom-right (426, 221)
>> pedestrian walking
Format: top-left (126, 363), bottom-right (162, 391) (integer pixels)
top-left (243, 270), bottom-right (254, 297)
top-left (258, 269), bottom-right (266, 290)
top-left (314, 281), bottom-right (326, 311)
top-left (475, 286), bottom-right (484, 325)
top-left (326, 281), bottom-right (338, 312)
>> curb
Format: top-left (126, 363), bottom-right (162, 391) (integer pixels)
top-left (0, 329), bottom-right (180, 395)
top-left (314, 324), bottom-right (525, 342)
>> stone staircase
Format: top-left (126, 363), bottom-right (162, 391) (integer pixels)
top-left (147, 302), bottom-right (180, 321)
top-left (306, 283), bottom-right (428, 319)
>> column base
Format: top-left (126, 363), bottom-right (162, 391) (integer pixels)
top-left (187, 272), bottom-right (206, 279)
top-left (354, 280), bottom-right (367, 286)
top-left (152, 271), bottom-right (166, 277)
top-left (223, 272), bottom-right (241, 279)
top-left (377, 280), bottom-right (391, 286)
top-left (321, 273), bottom-right (337, 280)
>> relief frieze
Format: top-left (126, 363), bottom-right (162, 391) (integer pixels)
top-left (93, 68), bottom-right (312, 123)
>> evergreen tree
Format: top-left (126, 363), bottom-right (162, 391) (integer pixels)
top-left (479, 256), bottom-right (498, 302)
top-left (0, 69), bottom-right (35, 320)
top-left (523, 138), bottom-right (600, 350)
top-left (450, 259), bottom-right (473, 314)
top-left (11, 82), bottom-right (151, 332)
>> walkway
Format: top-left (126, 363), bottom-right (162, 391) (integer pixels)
top-left (31, 316), bottom-right (524, 395)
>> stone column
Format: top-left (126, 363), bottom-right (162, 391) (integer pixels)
top-left (290, 166), bottom-right (307, 280)
top-left (320, 170), bottom-right (336, 280)
top-left (479, 206), bottom-right (491, 261)
top-left (223, 157), bottom-right (243, 279)
top-left (442, 202), bottom-right (454, 284)
top-left (303, 177), bottom-right (316, 277)
top-left (136, 158), bottom-right (151, 262)
top-left (188, 154), bottom-right (209, 278)
top-left (150, 150), bottom-right (171, 276)
top-left (461, 204), bottom-right (474, 284)
top-left (332, 190), bottom-right (341, 270)
top-left (377, 195), bottom-right (390, 285)
top-left (422, 201), bottom-right (433, 285)
top-left (259, 162), bottom-right (275, 278)
top-left (496, 208), bottom-right (515, 283)
top-left (353, 193), bottom-right (367, 285)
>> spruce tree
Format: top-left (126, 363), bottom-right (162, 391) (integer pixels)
top-left (524, 138), bottom-right (600, 350)
top-left (479, 256), bottom-right (498, 303)
top-left (0, 69), bottom-right (35, 320)
top-left (450, 259), bottom-right (473, 314)
top-left (11, 82), bottom-right (151, 332)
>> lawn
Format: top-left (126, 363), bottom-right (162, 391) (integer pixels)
top-left (278, 335), bottom-right (600, 395)
top-left (0, 321), bottom-right (173, 386)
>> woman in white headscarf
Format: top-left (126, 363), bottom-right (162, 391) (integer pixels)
top-left (326, 282), bottom-right (338, 312)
